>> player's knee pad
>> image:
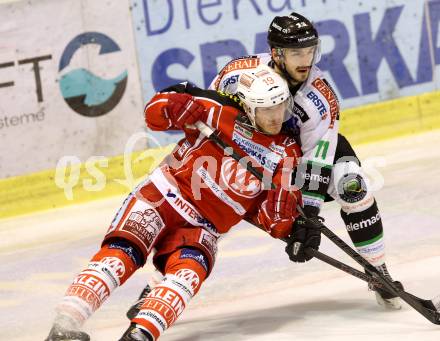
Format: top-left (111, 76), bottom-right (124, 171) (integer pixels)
top-left (153, 227), bottom-right (218, 277)
top-left (132, 248), bottom-right (208, 340)
top-left (56, 244), bottom-right (139, 325)
top-left (330, 159), bottom-right (374, 214)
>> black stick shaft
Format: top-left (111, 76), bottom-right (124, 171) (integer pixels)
top-left (305, 248), bottom-right (374, 284)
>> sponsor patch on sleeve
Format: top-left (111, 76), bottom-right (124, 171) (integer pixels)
top-left (312, 78), bottom-right (339, 128)
top-left (293, 102), bottom-right (310, 123)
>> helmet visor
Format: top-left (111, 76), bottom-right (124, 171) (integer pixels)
top-left (281, 39), bottom-right (321, 66)
top-left (254, 96), bottom-right (293, 135)
top-left (254, 95), bottom-right (293, 123)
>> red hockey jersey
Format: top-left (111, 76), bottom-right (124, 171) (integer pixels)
top-left (145, 83), bottom-right (301, 234)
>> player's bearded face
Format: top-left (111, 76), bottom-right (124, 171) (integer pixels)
top-left (280, 46), bottom-right (316, 83)
top-left (255, 101), bottom-right (287, 135)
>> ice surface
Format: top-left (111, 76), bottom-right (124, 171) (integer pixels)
top-left (1, 131), bottom-right (440, 340)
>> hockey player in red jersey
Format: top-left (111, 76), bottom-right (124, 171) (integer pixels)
top-left (45, 65), bottom-right (309, 341)
top-left (209, 12), bottom-right (403, 309)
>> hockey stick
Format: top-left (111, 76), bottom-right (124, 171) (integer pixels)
top-left (305, 247), bottom-right (440, 315)
top-left (195, 120), bottom-right (440, 324)
top-left (301, 216), bottom-right (440, 325)
top-left (304, 247), bottom-right (378, 285)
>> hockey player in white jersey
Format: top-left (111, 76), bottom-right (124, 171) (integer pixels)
top-left (209, 12), bottom-right (403, 309)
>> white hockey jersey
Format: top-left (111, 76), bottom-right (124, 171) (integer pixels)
top-left (209, 53), bottom-right (340, 212)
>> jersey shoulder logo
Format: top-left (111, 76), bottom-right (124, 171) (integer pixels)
top-left (306, 90), bottom-right (327, 117)
top-left (311, 78), bottom-right (339, 128)
top-left (293, 102), bottom-right (310, 123)
top-left (220, 56), bottom-right (261, 75)
top-left (222, 74), bottom-right (239, 88)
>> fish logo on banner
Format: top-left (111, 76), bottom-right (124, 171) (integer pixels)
top-left (58, 32), bottom-right (128, 117)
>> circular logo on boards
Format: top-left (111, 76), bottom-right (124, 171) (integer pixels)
top-left (58, 32), bottom-right (128, 117)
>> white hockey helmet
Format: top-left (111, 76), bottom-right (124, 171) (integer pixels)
top-left (236, 64), bottom-right (292, 129)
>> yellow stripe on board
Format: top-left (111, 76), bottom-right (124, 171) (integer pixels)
top-left (340, 90), bottom-right (440, 145)
top-left (1, 90), bottom-right (440, 219)
top-left (0, 145), bottom-right (174, 219)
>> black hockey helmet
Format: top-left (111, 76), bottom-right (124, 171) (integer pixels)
top-left (267, 12), bottom-right (319, 49)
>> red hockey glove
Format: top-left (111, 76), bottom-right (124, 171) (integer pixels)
top-left (164, 93), bottom-right (205, 130)
top-left (257, 186), bottom-right (302, 238)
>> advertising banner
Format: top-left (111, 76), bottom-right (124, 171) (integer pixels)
top-left (0, 0), bottom-right (144, 177)
top-left (131, 0), bottom-right (440, 144)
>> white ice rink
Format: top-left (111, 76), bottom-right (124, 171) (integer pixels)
top-left (1, 131), bottom-right (440, 341)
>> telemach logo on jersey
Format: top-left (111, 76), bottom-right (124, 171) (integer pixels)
top-left (220, 158), bottom-right (261, 198)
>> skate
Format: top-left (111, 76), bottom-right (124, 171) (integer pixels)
top-left (45, 324), bottom-right (90, 341)
top-left (369, 264), bottom-right (403, 310)
top-left (372, 280), bottom-right (404, 310)
top-left (126, 284), bottom-right (152, 319)
top-left (119, 323), bottom-right (153, 341)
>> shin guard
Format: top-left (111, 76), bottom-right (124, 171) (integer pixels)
top-left (341, 200), bottom-right (385, 266)
top-left (132, 248), bottom-right (208, 340)
top-left (55, 244), bottom-right (138, 328)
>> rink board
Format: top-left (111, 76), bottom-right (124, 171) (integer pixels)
top-left (2, 0), bottom-right (440, 219)
top-left (133, 0), bottom-right (440, 146)
top-left (341, 90), bottom-right (440, 144)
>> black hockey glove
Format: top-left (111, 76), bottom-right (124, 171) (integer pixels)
top-left (285, 215), bottom-right (322, 263)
